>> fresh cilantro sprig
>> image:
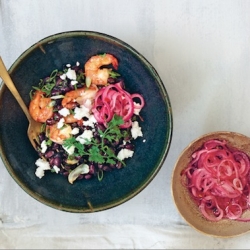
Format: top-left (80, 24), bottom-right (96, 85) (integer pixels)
top-left (63, 115), bottom-right (126, 166)
top-left (30, 69), bottom-right (59, 98)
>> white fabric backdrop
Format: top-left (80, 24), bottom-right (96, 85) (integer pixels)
top-left (1, 0), bottom-right (250, 248)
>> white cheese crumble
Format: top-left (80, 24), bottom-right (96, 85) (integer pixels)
top-left (66, 63), bottom-right (71, 67)
top-left (84, 114), bottom-right (97, 128)
top-left (74, 105), bottom-right (91, 120)
top-left (117, 148), bottom-right (134, 161)
top-left (66, 68), bottom-right (76, 80)
top-left (59, 107), bottom-right (70, 117)
top-left (41, 140), bottom-right (47, 153)
top-left (71, 127), bottom-right (80, 135)
top-left (35, 158), bottom-right (51, 179)
top-left (53, 165), bottom-right (60, 174)
top-left (60, 74), bottom-right (66, 80)
top-left (131, 121), bottom-right (143, 139)
top-left (133, 102), bottom-right (142, 115)
top-left (71, 80), bottom-right (78, 85)
top-left (76, 61), bottom-right (80, 66)
top-left (76, 130), bottom-right (93, 144)
top-left (57, 118), bottom-right (65, 129)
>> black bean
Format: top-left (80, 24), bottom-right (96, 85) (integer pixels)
top-left (51, 89), bottom-right (61, 96)
top-left (84, 174), bottom-right (92, 180)
top-left (97, 123), bottom-right (106, 132)
top-left (63, 171), bottom-right (69, 177)
top-left (124, 143), bottom-right (135, 151)
top-left (109, 164), bottom-right (116, 169)
top-left (97, 164), bottom-right (103, 169)
top-left (45, 150), bottom-right (55, 158)
top-left (51, 143), bottom-right (60, 150)
top-left (76, 174), bottom-right (84, 180)
top-left (63, 165), bottom-right (72, 171)
top-left (103, 166), bottom-right (111, 172)
top-left (46, 118), bottom-right (57, 126)
top-left (89, 163), bottom-right (95, 174)
top-left (112, 138), bottom-right (122, 147)
top-left (38, 133), bottom-right (46, 143)
top-left (116, 162), bottom-right (122, 169)
top-left (61, 86), bottom-right (71, 93)
top-left (53, 112), bottom-right (62, 121)
top-left (52, 156), bottom-right (62, 167)
top-left (56, 78), bottom-right (63, 86)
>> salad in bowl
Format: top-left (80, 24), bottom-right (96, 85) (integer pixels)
top-left (0, 31), bottom-right (172, 212)
top-left (29, 53), bottom-right (145, 184)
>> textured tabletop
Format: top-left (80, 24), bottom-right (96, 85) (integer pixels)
top-left (1, 0), bottom-right (250, 249)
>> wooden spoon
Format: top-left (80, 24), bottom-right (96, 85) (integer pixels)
top-left (0, 57), bottom-right (41, 150)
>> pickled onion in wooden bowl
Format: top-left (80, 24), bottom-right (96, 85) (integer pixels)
top-left (172, 131), bottom-right (250, 237)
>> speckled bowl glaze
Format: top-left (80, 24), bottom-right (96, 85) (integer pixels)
top-left (0, 31), bottom-right (173, 212)
top-left (172, 131), bottom-right (250, 237)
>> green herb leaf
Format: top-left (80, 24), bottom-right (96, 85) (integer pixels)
top-left (62, 115), bottom-right (126, 178)
top-left (109, 71), bottom-right (120, 78)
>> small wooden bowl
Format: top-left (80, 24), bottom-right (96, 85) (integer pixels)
top-left (171, 131), bottom-right (250, 237)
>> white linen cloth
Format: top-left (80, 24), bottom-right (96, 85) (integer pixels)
top-left (1, 0), bottom-right (250, 248)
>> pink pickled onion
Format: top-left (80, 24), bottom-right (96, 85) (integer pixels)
top-left (92, 82), bottom-right (145, 128)
top-left (182, 139), bottom-right (250, 222)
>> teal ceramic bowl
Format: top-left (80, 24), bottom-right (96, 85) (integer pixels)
top-left (0, 31), bottom-right (173, 212)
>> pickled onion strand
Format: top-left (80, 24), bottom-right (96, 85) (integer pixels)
top-left (199, 195), bottom-right (224, 221)
top-left (182, 139), bottom-right (250, 221)
top-left (92, 82), bottom-right (144, 127)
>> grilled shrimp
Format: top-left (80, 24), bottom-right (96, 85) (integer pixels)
top-left (46, 123), bottom-right (72, 145)
top-left (29, 90), bottom-right (53, 123)
top-left (84, 54), bottom-right (118, 85)
top-left (61, 84), bottom-right (98, 109)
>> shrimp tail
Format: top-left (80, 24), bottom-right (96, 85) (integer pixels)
top-left (85, 54), bottom-right (119, 85)
top-left (111, 56), bottom-right (118, 70)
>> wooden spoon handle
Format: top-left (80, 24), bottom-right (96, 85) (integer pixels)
top-left (0, 57), bottom-right (31, 121)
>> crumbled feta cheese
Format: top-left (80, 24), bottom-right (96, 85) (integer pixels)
top-left (117, 148), bottom-right (134, 161)
top-left (74, 105), bottom-right (91, 120)
top-left (59, 107), bottom-right (70, 117)
top-left (143, 139), bottom-right (146, 142)
top-left (84, 114), bottom-right (97, 128)
top-left (66, 68), bottom-right (76, 80)
top-left (131, 121), bottom-right (143, 139)
top-left (41, 140), bottom-right (47, 153)
top-left (76, 61), bottom-right (80, 66)
top-left (66, 64), bottom-right (71, 67)
top-left (57, 118), bottom-right (65, 129)
top-left (53, 165), bottom-right (60, 174)
top-left (71, 80), bottom-right (78, 85)
top-left (35, 158), bottom-right (51, 179)
top-left (133, 102), bottom-right (142, 115)
top-left (60, 74), bottom-right (66, 80)
top-left (76, 130), bottom-right (93, 144)
top-left (71, 127), bottom-right (80, 135)
top-left (62, 144), bottom-right (75, 155)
